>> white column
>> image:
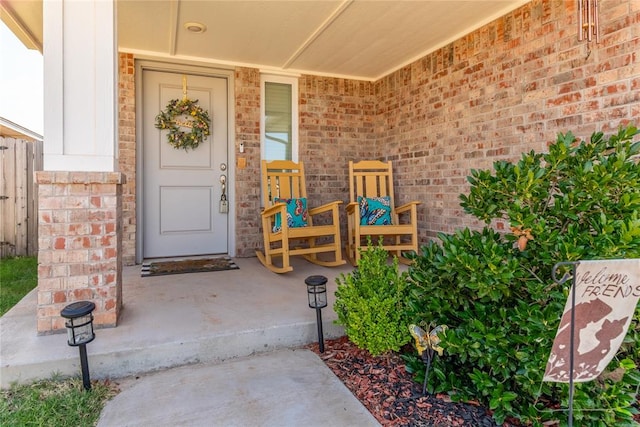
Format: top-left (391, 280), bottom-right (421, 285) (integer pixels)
top-left (43, 0), bottom-right (117, 171)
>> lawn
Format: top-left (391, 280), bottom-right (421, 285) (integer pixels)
top-left (0, 377), bottom-right (118, 427)
top-left (0, 256), bottom-right (119, 426)
top-left (0, 256), bottom-right (37, 316)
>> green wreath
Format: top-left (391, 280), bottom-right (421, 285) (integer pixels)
top-left (155, 98), bottom-right (211, 151)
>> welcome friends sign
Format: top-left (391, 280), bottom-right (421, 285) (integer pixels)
top-left (544, 259), bottom-right (640, 383)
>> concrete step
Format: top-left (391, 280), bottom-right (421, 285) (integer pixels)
top-left (1, 257), bottom-right (351, 387)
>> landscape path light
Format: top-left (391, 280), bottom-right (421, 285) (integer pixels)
top-left (305, 275), bottom-right (327, 353)
top-left (61, 301), bottom-right (96, 391)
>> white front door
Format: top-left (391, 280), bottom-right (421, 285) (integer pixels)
top-left (142, 70), bottom-right (229, 258)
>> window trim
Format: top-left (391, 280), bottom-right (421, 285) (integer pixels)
top-left (260, 73), bottom-right (299, 162)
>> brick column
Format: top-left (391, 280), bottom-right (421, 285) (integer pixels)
top-left (35, 171), bottom-right (124, 334)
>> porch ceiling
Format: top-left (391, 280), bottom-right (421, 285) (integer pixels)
top-left (3, 0), bottom-right (527, 81)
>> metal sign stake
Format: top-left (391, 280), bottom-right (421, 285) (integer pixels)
top-left (552, 261), bottom-right (579, 427)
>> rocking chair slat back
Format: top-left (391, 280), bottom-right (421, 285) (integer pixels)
top-left (350, 160), bottom-right (394, 202)
top-left (261, 160), bottom-right (307, 205)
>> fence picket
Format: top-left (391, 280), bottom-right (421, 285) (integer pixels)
top-left (29, 141), bottom-right (42, 256)
top-left (16, 141), bottom-right (28, 254)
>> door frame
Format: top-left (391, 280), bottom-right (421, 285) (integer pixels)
top-left (135, 60), bottom-right (236, 264)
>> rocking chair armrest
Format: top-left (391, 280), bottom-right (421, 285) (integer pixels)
top-left (261, 202), bottom-right (287, 219)
top-left (395, 200), bottom-right (421, 214)
top-left (345, 201), bottom-right (361, 223)
top-left (308, 200), bottom-right (342, 217)
top-left (345, 201), bottom-right (362, 228)
top-left (345, 201), bottom-right (358, 214)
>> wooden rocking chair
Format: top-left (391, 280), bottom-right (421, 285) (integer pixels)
top-left (346, 160), bottom-right (421, 265)
top-left (256, 160), bottom-right (346, 273)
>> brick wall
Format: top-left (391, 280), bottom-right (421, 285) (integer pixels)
top-left (375, 0), bottom-right (640, 243)
top-left (299, 76), bottom-right (376, 218)
top-left (234, 67), bottom-right (262, 257)
top-left (118, 53), bottom-right (136, 265)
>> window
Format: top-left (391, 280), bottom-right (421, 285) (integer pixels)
top-left (261, 74), bottom-right (298, 161)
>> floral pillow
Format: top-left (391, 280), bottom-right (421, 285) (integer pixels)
top-left (273, 198), bottom-right (309, 232)
top-left (358, 196), bottom-right (392, 225)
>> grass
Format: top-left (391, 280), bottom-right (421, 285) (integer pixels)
top-left (0, 256), bottom-right (119, 426)
top-left (0, 256), bottom-right (38, 316)
top-left (0, 376), bottom-right (119, 427)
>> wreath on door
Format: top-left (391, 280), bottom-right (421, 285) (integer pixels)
top-left (155, 98), bottom-right (211, 151)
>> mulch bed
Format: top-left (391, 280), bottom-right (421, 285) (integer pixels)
top-left (309, 336), bottom-right (509, 426)
top-left (310, 337), bottom-right (640, 426)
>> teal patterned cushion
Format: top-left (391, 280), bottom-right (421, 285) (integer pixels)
top-left (358, 196), bottom-right (392, 225)
top-left (273, 198), bottom-right (308, 232)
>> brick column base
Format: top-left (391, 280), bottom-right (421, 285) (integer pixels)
top-left (35, 171), bottom-right (124, 334)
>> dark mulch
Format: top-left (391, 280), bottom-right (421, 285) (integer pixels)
top-left (309, 337), bottom-right (640, 426)
top-left (309, 336), bottom-right (512, 427)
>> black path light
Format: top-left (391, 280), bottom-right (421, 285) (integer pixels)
top-left (305, 275), bottom-right (328, 353)
top-left (61, 301), bottom-right (96, 391)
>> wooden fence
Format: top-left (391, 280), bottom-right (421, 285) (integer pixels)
top-left (0, 137), bottom-right (43, 258)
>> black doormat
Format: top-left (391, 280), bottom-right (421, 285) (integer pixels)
top-left (141, 257), bottom-right (239, 277)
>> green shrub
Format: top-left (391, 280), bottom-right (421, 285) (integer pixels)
top-left (406, 126), bottom-right (640, 426)
top-left (334, 239), bottom-right (411, 356)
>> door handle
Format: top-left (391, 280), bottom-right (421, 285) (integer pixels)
top-left (219, 175), bottom-right (228, 213)
top-left (220, 175), bottom-right (227, 196)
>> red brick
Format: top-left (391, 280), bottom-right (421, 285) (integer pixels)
top-left (105, 223), bottom-right (116, 234)
top-left (91, 223), bottom-right (103, 235)
top-left (54, 237), bottom-right (66, 250)
top-left (72, 289), bottom-right (94, 300)
top-left (91, 196), bottom-right (102, 208)
top-left (104, 248), bottom-right (118, 260)
top-left (53, 291), bottom-right (67, 304)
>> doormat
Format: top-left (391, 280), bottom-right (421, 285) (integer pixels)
top-left (141, 257), bottom-right (239, 277)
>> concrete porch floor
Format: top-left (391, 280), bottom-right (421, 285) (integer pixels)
top-left (0, 256), bottom-right (355, 388)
